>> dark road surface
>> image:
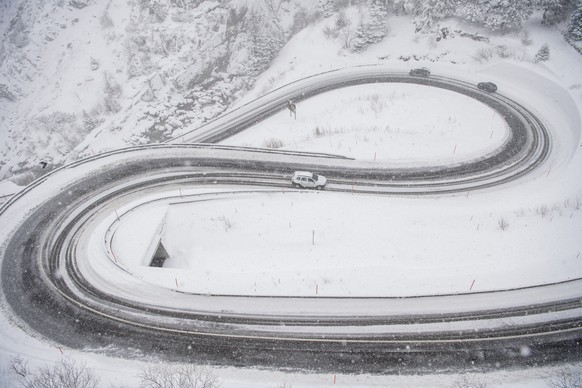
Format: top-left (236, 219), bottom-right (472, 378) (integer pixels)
top-left (1, 70), bottom-right (580, 374)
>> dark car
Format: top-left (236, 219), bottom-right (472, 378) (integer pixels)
top-left (477, 82), bottom-right (497, 93)
top-left (409, 67), bottom-right (430, 77)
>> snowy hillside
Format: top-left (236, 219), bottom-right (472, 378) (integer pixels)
top-left (1, 0), bottom-right (582, 186)
top-left (0, 0), bottom-right (313, 183)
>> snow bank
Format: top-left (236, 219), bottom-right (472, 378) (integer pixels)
top-left (106, 188), bottom-right (582, 298)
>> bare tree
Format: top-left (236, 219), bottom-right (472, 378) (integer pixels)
top-left (546, 367), bottom-right (582, 388)
top-left (140, 364), bottom-right (219, 388)
top-left (10, 355), bottom-right (28, 378)
top-left (10, 356), bottom-right (99, 388)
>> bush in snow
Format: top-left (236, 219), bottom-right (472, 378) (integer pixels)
top-left (263, 137), bottom-right (284, 148)
top-left (534, 43), bottom-right (551, 62)
top-left (495, 45), bottom-right (527, 61)
top-left (544, 367), bottom-right (582, 388)
top-left (313, 126), bottom-right (326, 137)
top-left (139, 364), bottom-right (218, 388)
top-left (567, 3), bottom-right (582, 41)
top-left (472, 47), bottom-right (494, 63)
top-left (10, 355), bottom-right (100, 388)
top-left (498, 217), bottom-right (509, 231)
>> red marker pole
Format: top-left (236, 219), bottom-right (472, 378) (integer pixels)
top-left (470, 279), bottom-right (476, 290)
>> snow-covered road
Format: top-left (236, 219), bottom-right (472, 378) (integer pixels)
top-left (1, 66), bottom-right (580, 374)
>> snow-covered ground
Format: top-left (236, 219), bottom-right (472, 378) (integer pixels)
top-left (1, 4), bottom-right (582, 388)
top-left (222, 83), bottom-right (508, 165)
top-left (112, 187), bottom-right (582, 298)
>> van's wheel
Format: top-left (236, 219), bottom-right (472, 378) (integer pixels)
top-left (316, 185), bottom-right (323, 190)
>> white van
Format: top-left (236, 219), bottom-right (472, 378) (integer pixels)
top-left (291, 171), bottom-right (327, 190)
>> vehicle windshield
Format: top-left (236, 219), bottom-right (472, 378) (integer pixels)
top-left (312, 173), bottom-right (319, 180)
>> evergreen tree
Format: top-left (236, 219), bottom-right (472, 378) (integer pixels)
top-left (367, 0), bottom-right (389, 43)
top-left (540, 0), bottom-right (574, 25)
top-left (319, 0), bottom-right (336, 17)
top-left (247, 10), bottom-right (283, 74)
top-left (455, 2), bottom-right (486, 25)
top-left (351, 0), bottom-right (388, 51)
top-left (319, 0), bottom-right (351, 17)
top-left (534, 43), bottom-right (550, 61)
top-left (485, 0), bottom-right (534, 31)
top-left (415, 0), bottom-right (457, 31)
top-left (457, 0), bottom-right (535, 31)
top-left (395, 0), bottom-right (422, 15)
top-left (351, 22), bottom-right (370, 52)
top-left (567, 2), bottom-right (582, 40)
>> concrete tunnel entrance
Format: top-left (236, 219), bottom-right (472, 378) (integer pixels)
top-left (149, 241), bottom-right (170, 268)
